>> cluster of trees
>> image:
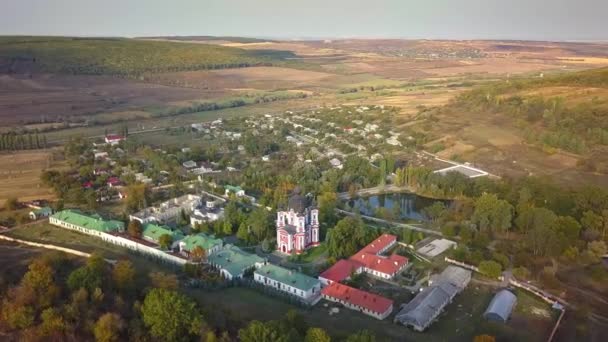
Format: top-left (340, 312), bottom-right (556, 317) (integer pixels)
top-left (0, 132), bottom-right (48, 151)
top-left (156, 92), bottom-right (308, 118)
top-left (326, 216), bottom-right (377, 260)
top-left (452, 69), bottom-right (608, 154)
top-left (0, 251), bottom-right (377, 341)
top-left (394, 166), bottom-right (472, 198)
top-left (238, 311), bottom-right (377, 342)
top-left (0, 37), bottom-right (280, 77)
top-left (420, 173), bottom-right (608, 285)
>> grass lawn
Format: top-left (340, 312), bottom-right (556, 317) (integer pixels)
top-left (3, 222), bottom-right (168, 274)
top-left (187, 283), bottom-right (556, 341)
top-left (296, 243), bottom-right (327, 264)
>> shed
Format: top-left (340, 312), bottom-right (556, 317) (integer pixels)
top-left (484, 289), bottom-right (517, 323)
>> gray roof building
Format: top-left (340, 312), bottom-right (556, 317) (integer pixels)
top-left (483, 289), bottom-right (517, 323)
top-left (394, 266), bottom-right (471, 331)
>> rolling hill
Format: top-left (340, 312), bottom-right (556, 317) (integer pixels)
top-left (0, 36), bottom-right (293, 77)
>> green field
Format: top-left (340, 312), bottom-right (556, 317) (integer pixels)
top-left (0, 36), bottom-right (291, 76)
top-left (3, 222), bottom-right (168, 273)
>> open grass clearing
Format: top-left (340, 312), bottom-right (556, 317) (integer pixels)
top-left (0, 149), bottom-right (67, 206)
top-left (3, 222), bottom-right (168, 274)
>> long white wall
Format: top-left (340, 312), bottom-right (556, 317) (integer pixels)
top-left (49, 217), bottom-right (188, 266)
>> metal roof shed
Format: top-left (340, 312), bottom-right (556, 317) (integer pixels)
top-left (484, 289), bottom-right (517, 323)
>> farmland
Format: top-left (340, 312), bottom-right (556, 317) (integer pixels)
top-left (0, 149), bottom-right (67, 206)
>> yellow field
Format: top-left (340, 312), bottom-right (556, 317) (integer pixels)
top-left (0, 150), bottom-right (66, 206)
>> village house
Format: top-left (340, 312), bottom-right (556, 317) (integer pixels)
top-left (104, 134), bottom-right (125, 145)
top-left (29, 207), bottom-right (53, 220)
top-left (254, 264), bottom-right (322, 304)
top-left (224, 185), bottom-right (245, 197)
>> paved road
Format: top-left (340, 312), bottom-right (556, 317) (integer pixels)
top-left (335, 208), bottom-right (443, 237)
top-left (338, 184), bottom-right (415, 200)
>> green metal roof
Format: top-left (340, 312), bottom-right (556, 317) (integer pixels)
top-left (208, 244), bottom-right (264, 277)
top-left (142, 223), bottom-right (184, 242)
top-left (255, 264), bottom-right (320, 292)
top-left (33, 207), bottom-right (53, 215)
top-left (51, 209), bottom-right (124, 233)
top-left (180, 233), bottom-right (222, 252)
top-left (225, 185), bottom-right (243, 193)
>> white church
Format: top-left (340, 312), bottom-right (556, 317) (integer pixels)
top-left (276, 188), bottom-right (320, 254)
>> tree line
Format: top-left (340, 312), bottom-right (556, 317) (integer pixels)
top-left (0, 132), bottom-right (48, 151)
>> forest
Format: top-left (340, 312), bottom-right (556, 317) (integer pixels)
top-left (0, 37), bottom-right (289, 77)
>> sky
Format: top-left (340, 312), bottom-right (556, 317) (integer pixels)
top-left (1, 0), bottom-right (607, 41)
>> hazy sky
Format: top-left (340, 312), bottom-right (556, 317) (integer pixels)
top-left (2, 0), bottom-right (607, 41)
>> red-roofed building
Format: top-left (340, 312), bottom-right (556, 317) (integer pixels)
top-left (320, 234), bottom-right (408, 285)
top-left (319, 259), bottom-right (362, 285)
top-left (321, 282), bottom-right (393, 320)
top-left (82, 181), bottom-right (94, 189)
top-left (105, 134), bottom-right (125, 145)
top-left (106, 177), bottom-right (122, 188)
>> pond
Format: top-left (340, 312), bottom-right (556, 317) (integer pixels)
top-left (344, 192), bottom-right (451, 221)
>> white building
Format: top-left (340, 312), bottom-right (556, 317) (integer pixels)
top-left (130, 194), bottom-right (202, 224)
top-left (254, 264), bottom-right (321, 304)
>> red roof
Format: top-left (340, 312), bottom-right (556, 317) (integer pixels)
top-left (350, 234), bottom-right (407, 276)
top-left (321, 282), bottom-right (393, 314)
top-left (105, 134), bottom-right (124, 141)
top-left (360, 234), bottom-right (397, 255)
top-left (351, 252), bottom-right (408, 276)
top-left (82, 181), bottom-right (94, 188)
top-left (107, 177), bottom-right (122, 185)
top-left (319, 259), bottom-right (362, 283)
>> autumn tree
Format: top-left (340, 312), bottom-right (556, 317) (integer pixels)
top-left (127, 220), bottom-right (143, 239)
top-left (112, 260), bottom-right (135, 293)
top-left (191, 246), bottom-right (207, 263)
top-left (93, 313), bottom-right (125, 342)
top-left (158, 234), bottom-right (173, 250)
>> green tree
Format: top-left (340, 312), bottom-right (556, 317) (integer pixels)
top-left (141, 288), bottom-right (203, 342)
top-left (472, 193), bottom-right (513, 234)
top-left (346, 330), bottom-right (376, 342)
top-left (305, 327), bottom-right (331, 342)
top-left (422, 201), bottom-right (447, 224)
top-left (238, 320), bottom-right (289, 342)
top-left (68, 265), bottom-right (103, 292)
top-left (248, 208), bottom-right (272, 243)
top-left (94, 313), bottom-right (125, 342)
top-left (478, 260), bottom-right (502, 279)
top-left (326, 216), bottom-right (369, 259)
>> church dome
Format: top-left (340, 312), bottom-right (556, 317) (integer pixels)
top-left (288, 187), bottom-right (310, 214)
